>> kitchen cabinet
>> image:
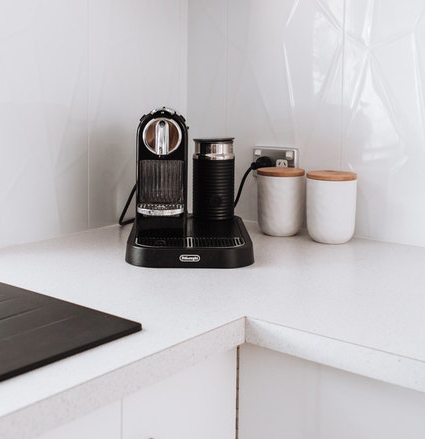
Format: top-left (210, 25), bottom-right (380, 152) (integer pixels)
top-left (239, 344), bottom-right (425, 439)
top-left (17, 342), bottom-right (425, 439)
top-left (122, 348), bottom-right (237, 439)
top-left (35, 401), bottom-right (121, 439)
top-left (35, 348), bottom-right (236, 439)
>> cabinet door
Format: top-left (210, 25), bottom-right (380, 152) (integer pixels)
top-left (239, 344), bottom-right (425, 439)
top-left (35, 401), bottom-right (121, 439)
top-left (122, 348), bottom-right (237, 439)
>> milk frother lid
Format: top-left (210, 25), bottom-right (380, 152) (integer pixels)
top-left (193, 137), bottom-right (234, 143)
top-left (193, 138), bottom-right (234, 160)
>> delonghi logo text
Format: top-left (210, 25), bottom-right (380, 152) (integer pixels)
top-left (179, 254), bottom-right (201, 263)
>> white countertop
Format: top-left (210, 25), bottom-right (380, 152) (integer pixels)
top-left (1, 222), bottom-right (425, 438)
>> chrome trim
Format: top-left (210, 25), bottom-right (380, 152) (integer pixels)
top-left (179, 254), bottom-right (201, 262)
top-left (193, 153), bottom-right (234, 160)
top-left (137, 204), bottom-right (184, 216)
top-left (193, 138), bottom-right (234, 160)
top-left (155, 120), bottom-right (169, 155)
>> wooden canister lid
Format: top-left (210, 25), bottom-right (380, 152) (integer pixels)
top-left (306, 170), bottom-right (357, 181)
top-left (257, 167), bottom-right (305, 177)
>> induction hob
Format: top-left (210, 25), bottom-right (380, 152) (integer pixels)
top-left (0, 282), bottom-right (142, 382)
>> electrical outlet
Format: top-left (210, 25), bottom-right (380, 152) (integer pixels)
top-left (253, 147), bottom-right (299, 176)
top-left (276, 159), bottom-right (288, 167)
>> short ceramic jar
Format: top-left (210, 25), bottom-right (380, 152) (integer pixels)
top-left (257, 167), bottom-right (305, 236)
top-left (306, 170), bottom-right (357, 244)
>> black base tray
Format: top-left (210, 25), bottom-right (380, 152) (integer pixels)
top-left (125, 216), bottom-right (254, 268)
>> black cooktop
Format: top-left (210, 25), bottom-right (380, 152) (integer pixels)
top-left (0, 282), bottom-right (142, 382)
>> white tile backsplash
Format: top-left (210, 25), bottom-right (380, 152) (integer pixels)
top-left (0, 0), bottom-right (187, 247)
top-left (187, 0), bottom-right (227, 139)
top-left (0, 0), bottom-right (88, 248)
top-left (342, 0), bottom-right (425, 246)
top-left (1, 0), bottom-right (425, 248)
top-left (188, 0), bottom-right (425, 247)
top-left (88, 0), bottom-right (187, 228)
top-left (189, 0), bottom-right (344, 223)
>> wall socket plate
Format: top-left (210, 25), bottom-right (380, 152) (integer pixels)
top-left (253, 146), bottom-right (299, 176)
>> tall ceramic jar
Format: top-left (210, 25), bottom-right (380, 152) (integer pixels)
top-left (306, 170), bottom-right (357, 244)
top-left (257, 167), bottom-right (305, 236)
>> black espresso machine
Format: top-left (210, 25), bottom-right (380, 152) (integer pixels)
top-left (125, 107), bottom-right (254, 268)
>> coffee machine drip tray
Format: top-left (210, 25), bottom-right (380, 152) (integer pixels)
top-left (126, 216), bottom-right (254, 268)
top-left (136, 236), bottom-right (244, 248)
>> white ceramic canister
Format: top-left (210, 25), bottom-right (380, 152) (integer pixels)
top-left (306, 170), bottom-right (357, 244)
top-left (257, 167), bottom-right (305, 236)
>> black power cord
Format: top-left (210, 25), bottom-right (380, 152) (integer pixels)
top-left (119, 156), bottom-right (273, 225)
top-left (118, 183), bottom-right (137, 226)
top-left (234, 156), bottom-right (272, 207)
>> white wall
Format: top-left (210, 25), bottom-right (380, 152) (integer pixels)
top-left (188, 0), bottom-right (425, 247)
top-left (0, 0), bottom-right (187, 248)
top-left (2, 0), bottom-right (425, 249)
